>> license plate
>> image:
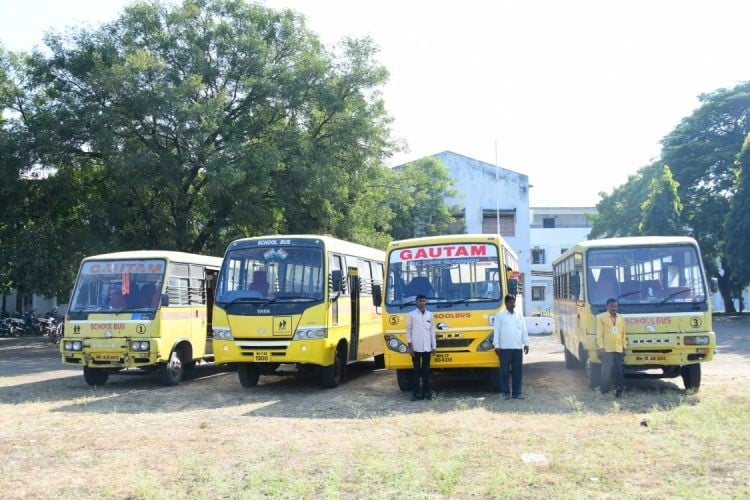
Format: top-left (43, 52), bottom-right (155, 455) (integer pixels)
top-left (434, 353), bottom-right (453, 363)
top-left (635, 355), bottom-right (667, 361)
top-left (94, 353), bottom-right (120, 361)
top-left (254, 351), bottom-right (271, 362)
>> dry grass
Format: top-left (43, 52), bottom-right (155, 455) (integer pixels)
top-left (1, 316), bottom-right (749, 499)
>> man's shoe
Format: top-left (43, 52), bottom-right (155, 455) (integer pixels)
top-left (512, 395), bottom-right (524, 400)
top-left (423, 393), bottom-right (432, 400)
top-left (502, 393), bottom-right (511, 400)
top-left (615, 389), bottom-right (623, 398)
top-left (410, 394), bottom-right (420, 401)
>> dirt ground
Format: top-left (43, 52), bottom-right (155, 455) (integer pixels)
top-left (1, 314), bottom-right (747, 418)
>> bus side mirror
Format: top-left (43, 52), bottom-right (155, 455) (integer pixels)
top-left (331, 270), bottom-right (344, 292)
top-left (710, 277), bottom-right (718, 294)
top-left (508, 278), bottom-right (518, 296)
top-left (372, 284), bottom-right (382, 307)
top-left (160, 293), bottom-right (170, 307)
top-left (571, 273), bottom-right (581, 297)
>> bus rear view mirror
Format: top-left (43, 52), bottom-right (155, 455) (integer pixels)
top-left (372, 284), bottom-right (382, 307)
top-left (331, 270), bottom-right (344, 293)
top-left (508, 278), bottom-right (518, 296)
top-left (710, 277), bottom-right (718, 294)
top-left (571, 273), bottom-right (581, 297)
top-left (160, 293), bottom-right (170, 307)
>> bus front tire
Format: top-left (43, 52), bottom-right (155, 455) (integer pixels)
top-left (564, 345), bottom-right (577, 369)
top-left (159, 350), bottom-right (184, 386)
top-left (238, 363), bottom-right (260, 387)
top-left (488, 367), bottom-right (502, 392)
top-left (396, 369), bottom-right (412, 392)
top-left (681, 363), bottom-right (701, 391)
top-left (321, 343), bottom-right (346, 388)
top-left (587, 360), bottom-right (601, 390)
top-left (83, 367), bottom-right (109, 386)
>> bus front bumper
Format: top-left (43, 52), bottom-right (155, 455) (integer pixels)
top-left (213, 338), bottom-right (335, 367)
top-left (384, 351), bottom-right (499, 370)
top-left (60, 337), bottom-right (161, 368)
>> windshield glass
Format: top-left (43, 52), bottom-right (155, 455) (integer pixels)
top-left (587, 245), bottom-right (707, 305)
top-left (385, 243), bottom-right (501, 306)
top-left (70, 259), bottom-right (166, 311)
top-left (216, 245), bottom-right (324, 303)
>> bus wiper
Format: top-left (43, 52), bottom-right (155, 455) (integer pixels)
top-left (618, 291), bottom-right (641, 299)
top-left (439, 296), bottom-right (491, 307)
top-left (275, 295), bottom-right (317, 302)
top-left (659, 289), bottom-right (690, 305)
top-left (223, 297), bottom-right (267, 306)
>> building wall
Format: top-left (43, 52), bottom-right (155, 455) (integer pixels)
top-left (529, 207), bottom-right (596, 316)
top-left (433, 151), bottom-right (532, 312)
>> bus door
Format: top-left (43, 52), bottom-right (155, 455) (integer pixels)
top-left (348, 267), bottom-right (360, 362)
top-left (205, 269), bottom-right (217, 355)
top-left (188, 264), bottom-right (207, 346)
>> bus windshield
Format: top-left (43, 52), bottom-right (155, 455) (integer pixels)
top-left (386, 243), bottom-right (501, 306)
top-left (70, 259), bottom-right (166, 312)
top-left (587, 244), bottom-right (707, 305)
top-left (216, 246), bottom-right (324, 304)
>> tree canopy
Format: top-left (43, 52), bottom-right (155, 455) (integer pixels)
top-left (592, 82), bottom-right (750, 311)
top-left (638, 165), bottom-right (684, 236)
top-left (0, 0), bottom-right (422, 299)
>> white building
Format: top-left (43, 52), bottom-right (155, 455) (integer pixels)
top-left (528, 206), bottom-right (596, 316)
top-left (407, 151), bottom-right (531, 311)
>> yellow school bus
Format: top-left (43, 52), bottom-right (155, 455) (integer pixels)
top-left (61, 251), bottom-right (223, 386)
top-left (382, 234), bottom-right (521, 391)
top-left (212, 235), bottom-right (385, 388)
top-left (552, 236), bottom-right (715, 390)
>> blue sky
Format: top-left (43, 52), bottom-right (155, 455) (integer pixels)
top-left (2, 0), bottom-right (749, 206)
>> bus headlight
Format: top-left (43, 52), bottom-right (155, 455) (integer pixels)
top-left (684, 336), bottom-right (710, 346)
top-left (64, 340), bottom-right (83, 351)
top-left (385, 335), bottom-right (408, 353)
top-left (477, 333), bottom-right (495, 351)
top-left (130, 341), bottom-right (150, 351)
top-left (213, 327), bottom-right (233, 340)
top-left (293, 328), bottom-right (327, 340)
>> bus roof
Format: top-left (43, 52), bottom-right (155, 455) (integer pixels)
top-left (387, 234), bottom-right (517, 256)
top-left (552, 236), bottom-right (700, 265)
top-left (82, 251), bottom-right (223, 269)
top-left (227, 235), bottom-right (385, 261)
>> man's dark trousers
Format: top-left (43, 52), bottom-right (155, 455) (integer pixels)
top-left (499, 348), bottom-right (524, 397)
top-left (600, 351), bottom-right (625, 393)
top-left (411, 351), bottom-right (432, 397)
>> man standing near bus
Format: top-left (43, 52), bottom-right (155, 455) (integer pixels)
top-left (596, 298), bottom-right (627, 397)
top-left (406, 294), bottom-right (436, 401)
top-left (493, 294), bottom-right (530, 400)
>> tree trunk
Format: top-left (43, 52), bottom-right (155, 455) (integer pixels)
top-left (717, 265), bottom-right (737, 313)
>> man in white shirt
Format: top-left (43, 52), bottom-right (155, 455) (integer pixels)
top-left (406, 294), bottom-right (437, 401)
top-left (493, 294), bottom-right (530, 400)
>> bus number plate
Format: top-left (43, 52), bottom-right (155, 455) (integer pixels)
top-left (635, 355), bottom-right (667, 361)
top-left (254, 351), bottom-right (271, 362)
top-left (94, 354), bottom-right (120, 361)
top-left (434, 353), bottom-right (452, 363)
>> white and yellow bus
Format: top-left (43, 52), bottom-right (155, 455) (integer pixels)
top-left (552, 236), bottom-right (715, 390)
top-left (61, 251), bottom-right (223, 386)
top-left (212, 235), bottom-right (385, 388)
top-left (381, 234), bottom-right (521, 391)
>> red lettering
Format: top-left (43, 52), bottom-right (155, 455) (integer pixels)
top-left (414, 248), bottom-right (428, 259)
top-left (471, 245), bottom-right (487, 256)
top-left (400, 249), bottom-right (413, 260)
top-left (455, 246), bottom-right (468, 257)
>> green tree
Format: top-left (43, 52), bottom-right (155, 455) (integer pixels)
top-left (589, 163), bottom-right (659, 238)
top-left (388, 157), bottom-right (462, 240)
top-left (5, 0), bottom-right (395, 297)
top-left (725, 133), bottom-right (750, 308)
top-left (660, 82), bottom-right (750, 312)
top-left (638, 165), bottom-right (684, 235)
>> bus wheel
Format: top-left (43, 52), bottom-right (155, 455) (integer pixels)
top-left (488, 368), bottom-right (502, 392)
top-left (681, 363), bottom-right (701, 391)
top-left (238, 363), bottom-right (260, 387)
top-left (396, 369), bottom-right (412, 392)
top-left (321, 344), bottom-right (346, 388)
top-left (586, 359), bottom-right (601, 390)
top-left (564, 345), bottom-right (577, 369)
top-left (159, 350), bottom-right (184, 386)
top-left (83, 367), bottom-right (109, 386)
top-left (373, 353), bottom-right (385, 369)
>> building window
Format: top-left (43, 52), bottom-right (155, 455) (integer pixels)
top-left (531, 248), bottom-right (545, 265)
top-left (481, 210), bottom-right (515, 236)
top-left (532, 286), bottom-right (545, 302)
top-left (543, 217), bottom-right (555, 228)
